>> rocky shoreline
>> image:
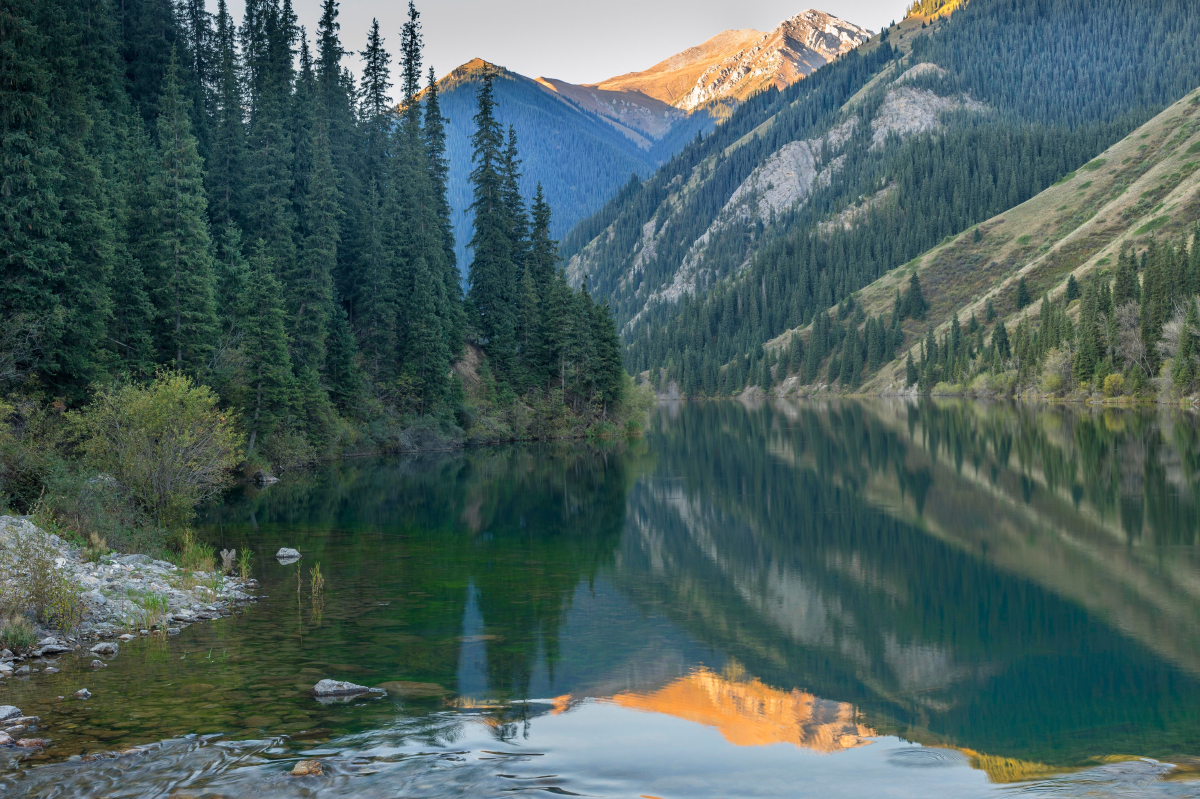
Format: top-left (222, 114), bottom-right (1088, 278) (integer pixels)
top-left (0, 515), bottom-right (257, 752)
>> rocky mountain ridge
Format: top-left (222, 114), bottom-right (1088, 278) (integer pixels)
top-left (589, 11), bottom-right (871, 113)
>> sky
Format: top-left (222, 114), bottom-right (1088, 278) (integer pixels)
top-left (213, 0), bottom-right (911, 85)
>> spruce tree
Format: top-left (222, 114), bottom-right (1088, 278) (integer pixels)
top-left (467, 67), bottom-right (518, 379)
top-left (1016, 276), bottom-right (1032, 309)
top-left (291, 113), bottom-right (339, 373)
top-left (207, 0), bottom-right (246, 228)
top-left (241, 242), bottom-right (295, 454)
top-left (148, 51), bottom-right (218, 374)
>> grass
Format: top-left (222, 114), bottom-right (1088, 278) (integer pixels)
top-left (127, 589), bottom-right (170, 631)
top-left (1135, 216), bottom-right (1171, 235)
top-left (1187, 141), bottom-right (1200, 155)
top-left (237, 548), bottom-right (254, 581)
top-left (1081, 158), bottom-right (1108, 171)
top-left (0, 616), bottom-right (37, 651)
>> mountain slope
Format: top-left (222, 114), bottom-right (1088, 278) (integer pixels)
top-left (563, 0), bottom-right (1200, 397)
top-left (593, 12), bottom-right (872, 113)
top-left (834, 86), bottom-right (1200, 395)
top-left (433, 59), bottom-right (712, 269)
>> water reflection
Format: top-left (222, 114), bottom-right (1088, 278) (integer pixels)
top-left (2, 401), bottom-right (1200, 796)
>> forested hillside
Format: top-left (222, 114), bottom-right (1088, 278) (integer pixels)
top-left (430, 60), bottom-right (711, 270)
top-left (774, 85), bottom-right (1200, 401)
top-left (1, 0), bottom-right (633, 472)
top-left (563, 0), bottom-right (1200, 398)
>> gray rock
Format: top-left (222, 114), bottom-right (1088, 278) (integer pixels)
top-left (14, 666), bottom-right (29, 676)
top-left (167, 627), bottom-right (181, 635)
top-left (74, 689), bottom-right (91, 699)
top-left (118, 634), bottom-right (134, 641)
top-left (90, 660), bottom-right (107, 670)
top-left (0, 707), bottom-right (21, 722)
top-left (38, 644), bottom-right (71, 655)
top-left (311, 679), bottom-right (386, 698)
top-left (42, 667), bottom-right (59, 674)
top-left (1, 649), bottom-right (12, 660)
top-left (276, 547), bottom-right (301, 561)
top-left (37, 637), bottom-right (56, 648)
top-left (0, 732), bottom-right (12, 746)
top-left (90, 642), bottom-right (118, 656)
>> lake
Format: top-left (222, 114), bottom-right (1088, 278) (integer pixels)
top-left (3, 399), bottom-right (1200, 797)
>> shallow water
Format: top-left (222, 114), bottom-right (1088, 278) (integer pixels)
top-left (3, 399), bottom-right (1200, 797)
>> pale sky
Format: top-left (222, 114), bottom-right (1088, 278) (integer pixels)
top-left (213, 0), bottom-right (910, 85)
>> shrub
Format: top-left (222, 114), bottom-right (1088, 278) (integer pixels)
top-left (76, 371), bottom-right (243, 526)
top-left (1103, 373), bottom-right (1126, 397)
top-left (0, 522), bottom-right (86, 632)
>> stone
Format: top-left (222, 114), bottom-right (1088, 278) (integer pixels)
top-left (311, 679), bottom-right (386, 698)
top-left (90, 642), bottom-right (118, 656)
top-left (0, 732), bottom-right (12, 746)
top-left (290, 760), bottom-right (323, 776)
top-left (118, 634), bottom-right (135, 642)
top-left (167, 627), bottom-right (180, 635)
top-left (0, 663), bottom-right (12, 675)
top-left (15, 738), bottom-right (48, 748)
top-left (90, 660), bottom-right (107, 670)
top-left (12, 716), bottom-right (38, 725)
top-left (38, 644), bottom-right (71, 655)
top-left (0, 649), bottom-right (12, 660)
top-left (5, 725), bottom-right (24, 735)
top-left (14, 666), bottom-right (29, 676)
top-left (37, 637), bottom-right (56, 648)
top-left (0, 706), bottom-right (21, 722)
top-left (43, 667), bottom-right (59, 674)
top-left (75, 689), bottom-right (91, 699)
top-left (276, 547), bottom-right (301, 561)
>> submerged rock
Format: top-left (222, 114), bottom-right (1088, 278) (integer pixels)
top-left (74, 689), bottom-right (91, 699)
top-left (15, 738), bottom-right (47, 748)
top-left (90, 660), bottom-right (107, 670)
top-left (0, 732), bottom-right (12, 746)
top-left (0, 707), bottom-right (21, 722)
top-left (311, 679), bottom-right (385, 698)
top-left (43, 667), bottom-right (59, 674)
top-left (276, 547), bottom-right (301, 562)
top-left (290, 759), bottom-right (323, 776)
top-left (90, 642), bottom-right (118, 656)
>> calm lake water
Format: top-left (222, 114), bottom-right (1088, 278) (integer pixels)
top-left (4, 399), bottom-right (1200, 797)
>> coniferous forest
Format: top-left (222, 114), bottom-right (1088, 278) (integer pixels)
top-left (1, 0), bottom-right (634, 469)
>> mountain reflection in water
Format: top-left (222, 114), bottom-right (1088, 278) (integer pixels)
top-left (2, 399), bottom-right (1200, 798)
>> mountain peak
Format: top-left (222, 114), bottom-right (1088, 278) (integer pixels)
top-left (590, 10), bottom-right (870, 112)
top-left (675, 10), bottom-right (872, 111)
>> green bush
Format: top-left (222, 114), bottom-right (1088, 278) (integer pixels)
top-left (76, 372), bottom-right (243, 527)
top-left (1103, 373), bottom-right (1126, 397)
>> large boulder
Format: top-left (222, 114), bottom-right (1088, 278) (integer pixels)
top-left (0, 706), bottom-right (21, 722)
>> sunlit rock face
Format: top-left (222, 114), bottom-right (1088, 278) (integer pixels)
top-left (591, 11), bottom-right (870, 113)
top-left (608, 666), bottom-right (874, 752)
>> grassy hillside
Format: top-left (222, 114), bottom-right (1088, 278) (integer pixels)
top-left (769, 86), bottom-right (1200, 399)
